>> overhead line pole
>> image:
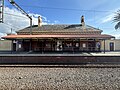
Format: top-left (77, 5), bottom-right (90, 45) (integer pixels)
top-left (8, 0), bottom-right (32, 35)
top-left (0, 0), bottom-right (4, 23)
top-left (8, 0), bottom-right (33, 51)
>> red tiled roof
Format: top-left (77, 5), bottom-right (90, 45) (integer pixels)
top-left (2, 34), bottom-right (115, 39)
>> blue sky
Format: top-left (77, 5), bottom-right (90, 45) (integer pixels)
top-left (1, 0), bottom-right (120, 38)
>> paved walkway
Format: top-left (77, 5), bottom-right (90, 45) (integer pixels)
top-left (90, 52), bottom-right (120, 56)
top-left (0, 51), bottom-right (120, 56)
top-left (0, 53), bottom-right (91, 56)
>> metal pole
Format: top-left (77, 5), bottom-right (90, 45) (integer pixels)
top-left (104, 39), bottom-right (105, 53)
top-left (0, 0), bottom-right (4, 23)
top-left (73, 39), bottom-right (74, 54)
top-left (28, 18), bottom-right (32, 52)
top-left (8, 0), bottom-right (33, 52)
top-left (11, 28), bottom-right (12, 34)
top-left (29, 18), bottom-right (32, 51)
top-left (79, 39), bottom-right (80, 52)
top-left (2, 0), bottom-right (4, 22)
top-left (30, 18), bottom-right (32, 35)
top-left (11, 39), bottom-right (13, 54)
top-left (29, 39), bottom-right (32, 52)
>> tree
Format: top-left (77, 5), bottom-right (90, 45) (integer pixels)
top-left (114, 10), bottom-right (120, 30)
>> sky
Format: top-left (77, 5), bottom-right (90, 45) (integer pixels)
top-left (0, 0), bottom-right (120, 38)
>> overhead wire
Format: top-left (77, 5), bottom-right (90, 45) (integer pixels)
top-left (3, 11), bottom-right (47, 21)
top-left (3, 22), bottom-right (20, 29)
top-left (5, 4), bottom-right (114, 13)
top-left (4, 12), bottom-right (28, 19)
top-left (0, 23), bottom-right (20, 34)
top-left (2, 1), bottom-right (118, 38)
top-left (4, 4), bottom-right (117, 32)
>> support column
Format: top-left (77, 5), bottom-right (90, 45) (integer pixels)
top-left (79, 39), bottom-right (80, 52)
top-left (0, 0), bottom-right (4, 23)
top-left (29, 39), bottom-right (32, 52)
top-left (63, 39), bottom-right (65, 52)
top-left (104, 39), bottom-right (106, 53)
top-left (43, 39), bottom-right (45, 53)
top-left (94, 39), bottom-right (96, 52)
top-left (22, 39), bottom-right (24, 51)
top-left (87, 38), bottom-right (88, 52)
top-left (53, 39), bottom-right (55, 52)
top-left (37, 39), bottom-right (39, 51)
top-left (42, 39), bottom-right (44, 54)
top-left (72, 39), bottom-right (74, 53)
top-left (16, 40), bottom-right (18, 51)
top-left (50, 39), bottom-right (53, 52)
top-left (11, 40), bottom-right (13, 54)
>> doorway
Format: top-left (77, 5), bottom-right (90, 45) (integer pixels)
top-left (110, 42), bottom-right (114, 51)
top-left (13, 43), bottom-right (16, 51)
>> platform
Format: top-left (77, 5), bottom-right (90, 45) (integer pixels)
top-left (0, 51), bottom-right (120, 64)
top-left (0, 51), bottom-right (120, 56)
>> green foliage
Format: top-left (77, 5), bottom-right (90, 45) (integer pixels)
top-left (114, 10), bottom-right (120, 30)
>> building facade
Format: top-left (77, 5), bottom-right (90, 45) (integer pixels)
top-left (2, 16), bottom-right (115, 53)
top-left (0, 40), bottom-right (12, 51)
top-left (101, 39), bottom-right (120, 51)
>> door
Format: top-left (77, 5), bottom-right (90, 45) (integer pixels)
top-left (13, 43), bottom-right (16, 51)
top-left (110, 42), bottom-right (114, 51)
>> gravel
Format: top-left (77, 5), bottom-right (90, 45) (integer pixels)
top-left (0, 67), bottom-right (120, 90)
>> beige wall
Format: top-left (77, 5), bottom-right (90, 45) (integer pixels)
top-left (101, 39), bottom-right (120, 51)
top-left (0, 39), bottom-right (120, 52)
top-left (114, 40), bottom-right (120, 51)
top-left (0, 40), bottom-right (12, 51)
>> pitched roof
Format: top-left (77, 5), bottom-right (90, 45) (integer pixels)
top-left (16, 24), bottom-right (103, 33)
top-left (3, 24), bottom-right (114, 40)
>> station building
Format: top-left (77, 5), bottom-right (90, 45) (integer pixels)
top-left (2, 16), bottom-right (115, 53)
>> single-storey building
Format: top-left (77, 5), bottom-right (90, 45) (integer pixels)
top-left (2, 16), bottom-right (115, 53)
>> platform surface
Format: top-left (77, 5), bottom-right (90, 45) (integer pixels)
top-left (0, 51), bottom-right (120, 56)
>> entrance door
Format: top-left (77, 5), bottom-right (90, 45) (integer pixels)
top-left (110, 42), bottom-right (114, 51)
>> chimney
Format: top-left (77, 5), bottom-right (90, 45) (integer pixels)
top-left (81, 15), bottom-right (85, 26)
top-left (38, 16), bottom-right (42, 27)
top-left (81, 15), bottom-right (86, 30)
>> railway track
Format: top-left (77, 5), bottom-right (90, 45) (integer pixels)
top-left (0, 64), bottom-right (120, 68)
